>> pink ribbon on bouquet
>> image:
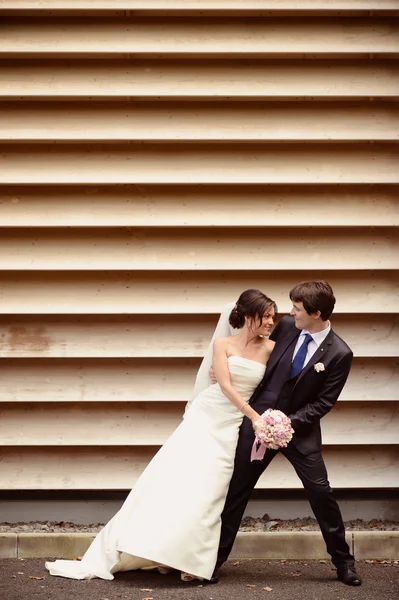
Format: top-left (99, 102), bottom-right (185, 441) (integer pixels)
top-left (250, 438), bottom-right (267, 462)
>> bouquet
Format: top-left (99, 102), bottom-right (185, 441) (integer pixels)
top-left (251, 409), bottom-right (294, 461)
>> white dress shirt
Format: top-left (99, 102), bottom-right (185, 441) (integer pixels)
top-left (292, 322), bottom-right (331, 367)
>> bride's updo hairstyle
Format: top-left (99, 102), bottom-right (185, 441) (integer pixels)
top-left (229, 289), bottom-right (277, 330)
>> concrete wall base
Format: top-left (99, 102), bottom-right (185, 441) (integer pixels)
top-left (1, 531), bottom-right (398, 561)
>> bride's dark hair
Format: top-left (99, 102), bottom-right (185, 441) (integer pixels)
top-left (229, 289), bottom-right (277, 329)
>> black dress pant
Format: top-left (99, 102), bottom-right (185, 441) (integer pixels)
top-left (216, 416), bottom-right (355, 569)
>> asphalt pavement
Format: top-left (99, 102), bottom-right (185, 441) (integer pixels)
top-left (0, 559), bottom-right (397, 600)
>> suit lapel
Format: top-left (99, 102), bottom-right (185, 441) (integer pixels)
top-left (294, 329), bottom-right (334, 386)
top-left (267, 326), bottom-right (299, 377)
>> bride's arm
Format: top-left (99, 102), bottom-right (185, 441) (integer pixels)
top-left (213, 338), bottom-right (261, 424)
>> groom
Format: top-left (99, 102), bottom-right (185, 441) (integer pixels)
top-left (205, 280), bottom-right (361, 587)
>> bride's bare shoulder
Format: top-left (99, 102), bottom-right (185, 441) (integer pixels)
top-left (214, 335), bottom-right (237, 352)
top-left (213, 336), bottom-right (230, 348)
top-left (263, 338), bottom-right (276, 352)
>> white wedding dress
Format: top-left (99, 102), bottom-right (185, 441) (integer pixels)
top-left (45, 356), bottom-right (265, 581)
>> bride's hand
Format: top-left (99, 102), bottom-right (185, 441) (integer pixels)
top-left (251, 412), bottom-right (262, 427)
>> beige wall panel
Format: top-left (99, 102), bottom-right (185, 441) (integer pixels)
top-left (0, 357), bottom-right (397, 403)
top-left (0, 446), bottom-right (397, 489)
top-left (0, 3), bottom-right (397, 498)
top-left (2, 17), bottom-right (398, 55)
top-left (2, 102), bottom-right (398, 141)
top-left (333, 316), bottom-right (399, 358)
top-left (2, 2), bottom-right (398, 11)
top-left (0, 314), bottom-right (216, 358)
top-left (342, 359), bottom-right (399, 401)
top-left (0, 358), bottom-right (200, 403)
top-left (321, 401), bottom-right (399, 445)
top-left (0, 314), bottom-right (396, 358)
top-left (2, 144), bottom-right (398, 185)
top-left (1, 185), bottom-right (398, 227)
top-left (0, 227), bottom-right (397, 270)
top-left (0, 271), bottom-right (397, 314)
top-left (0, 401), bottom-right (397, 446)
top-left (1, 59), bottom-right (398, 98)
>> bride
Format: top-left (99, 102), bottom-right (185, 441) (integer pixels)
top-left (45, 289), bottom-right (277, 582)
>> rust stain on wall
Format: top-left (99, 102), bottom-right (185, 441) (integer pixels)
top-left (6, 327), bottom-right (51, 353)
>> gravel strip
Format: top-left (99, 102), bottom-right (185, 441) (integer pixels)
top-left (239, 516), bottom-right (399, 532)
top-left (0, 517), bottom-right (398, 534)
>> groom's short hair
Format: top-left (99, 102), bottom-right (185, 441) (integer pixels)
top-left (289, 280), bottom-right (336, 321)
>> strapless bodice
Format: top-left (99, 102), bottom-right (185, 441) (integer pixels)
top-left (226, 355), bottom-right (266, 399)
top-left (193, 355), bottom-right (266, 415)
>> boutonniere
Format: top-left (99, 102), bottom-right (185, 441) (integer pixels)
top-left (314, 363), bottom-right (325, 373)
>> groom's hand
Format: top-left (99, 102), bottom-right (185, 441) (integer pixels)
top-left (208, 366), bottom-right (217, 384)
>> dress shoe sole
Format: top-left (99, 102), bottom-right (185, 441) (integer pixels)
top-left (204, 576), bottom-right (220, 585)
top-left (337, 575), bottom-right (362, 586)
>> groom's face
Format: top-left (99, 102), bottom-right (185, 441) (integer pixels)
top-left (290, 301), bottom-right (319, 331)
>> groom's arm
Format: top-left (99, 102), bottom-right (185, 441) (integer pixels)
top-left (269, 314), bottom-right (293, 342)
top-left (288, 351), bottom-right (353, 432)
top-left (268, 318), bottom-right (284, 342)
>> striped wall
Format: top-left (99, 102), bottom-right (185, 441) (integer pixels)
top-left (0, 1), bottom-right (398, 497)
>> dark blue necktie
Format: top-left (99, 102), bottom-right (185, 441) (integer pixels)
top-left (291, 333), bottom-right (313, 378)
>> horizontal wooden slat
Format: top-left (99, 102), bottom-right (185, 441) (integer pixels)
top-left (1, 17), bottom-right (398, 56)
top-left (0, 401), bottom-right (397, 446)
top-left (1, 101), bottom-right (398, 141)
top-left (0, 227), bottom-right (397, 270)
top-left (2, 144), bottom-right (398, 185)
top-left (1, 59), bottom-right (398, 98)
top-left (0, 314), bottom-right (397, 358)
top-left (0, 358), bottom-right (200, 403)
top-left (0, 446), bottom-right (397, 489)
top-left (322, 402), bottom-right (399, 445)
top-left (0, 271), bottom-right (398, 314)
top-left (1, 185), bottom-right (398, 227)
top-left (0, 357), bottom-right (397, 403)
top-left (1, 1), bottom-right (398, 12)
top-left (343, 359), bottom-right (399, 401)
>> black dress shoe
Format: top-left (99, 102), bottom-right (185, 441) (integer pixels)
top-left (337, 564), bottom-right (362, 586)
top-left (204, 568), bottom-right (220, 584)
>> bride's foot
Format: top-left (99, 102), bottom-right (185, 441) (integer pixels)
top-left (157, 566), bottom-right (173, 575)
top-left (180, 571), bottom-right (202, 582)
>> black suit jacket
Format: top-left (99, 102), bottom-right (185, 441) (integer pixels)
top-left (251, 315), bottom-right (353, 454)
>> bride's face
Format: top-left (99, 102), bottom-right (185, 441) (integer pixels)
top-left (248, 307), bottom-right (276, 337)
